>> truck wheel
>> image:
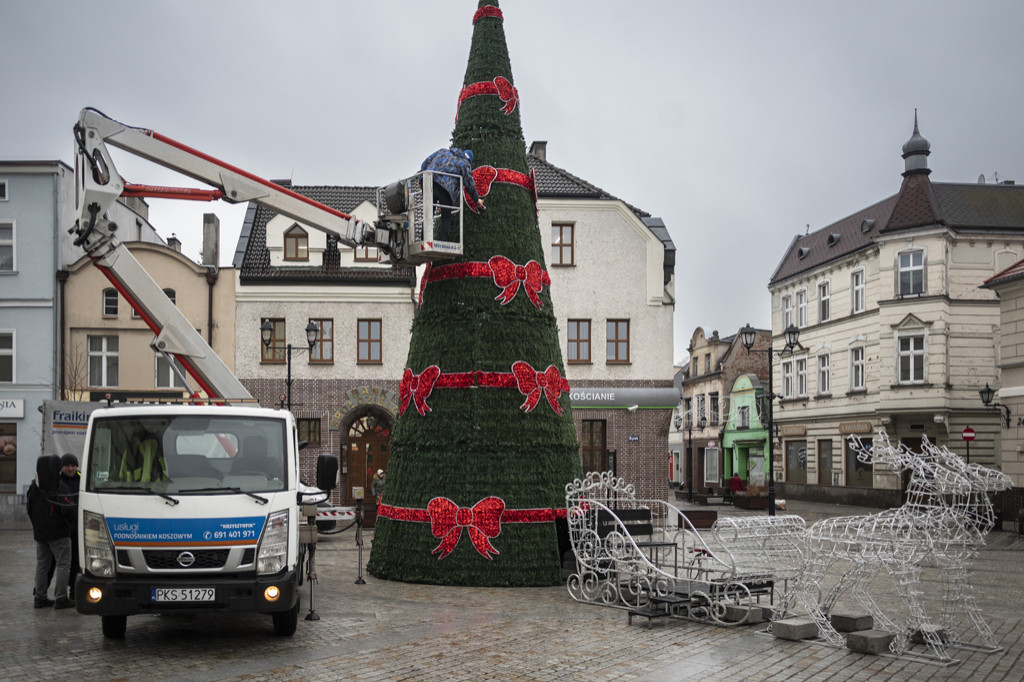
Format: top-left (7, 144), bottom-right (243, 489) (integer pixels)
top-left (272, 601), bottom-right (299, 636)
top-left (102, 615), bottom-right (127, 638)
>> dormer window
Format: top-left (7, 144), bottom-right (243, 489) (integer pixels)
top-left (861, 218), bottom-right (875, 233)
top-left (284, 225), bottom-right (309, 261)
top-left (797, 247), bottom-right (810, 259)
top-left (827, 233), bottom-right (840, 247)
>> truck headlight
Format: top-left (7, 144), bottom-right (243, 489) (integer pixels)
top-left (257, 510), bottom-right (289, 575)
top-left (83, 511), bottom-right (116, 578)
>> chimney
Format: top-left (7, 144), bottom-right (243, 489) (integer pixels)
top-left (167, 233), bottom-right (181, 253)
top-left (528, 140), bottom-right (547, 161)
top-left (202, 213), bottom-right (220, 266)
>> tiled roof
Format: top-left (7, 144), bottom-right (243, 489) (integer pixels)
top-left (770, 195), bottom-right (898, 284)
top-left (526, 154), bottom-right (650, 218)
top-left (238, 185), bottom-right (415, 284)
top-left (982, 257), bottom-right (1024, 289)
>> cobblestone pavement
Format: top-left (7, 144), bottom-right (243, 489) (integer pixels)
top-left (2, 500), bottom-right (1022, 681)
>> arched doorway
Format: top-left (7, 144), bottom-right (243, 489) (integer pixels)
top-left (344, 412), bottom-right (392, 526)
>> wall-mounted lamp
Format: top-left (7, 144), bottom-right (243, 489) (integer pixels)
top-left (979, 383), bottom-right (1011, 428)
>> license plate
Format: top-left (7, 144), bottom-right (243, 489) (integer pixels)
top-left (152, 587), bottom-right (216, 602)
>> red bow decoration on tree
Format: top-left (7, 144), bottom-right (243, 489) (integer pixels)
top-left (457, 77), bottom-right (519, 121)
top-left (427, 496), bottom-right (505, 559)
top-left (489, 256), bottom-right (548, 308)
top-left (399, 365), bottom-right (441, 416)
top-left (512, 362), bottom-right (568, 414)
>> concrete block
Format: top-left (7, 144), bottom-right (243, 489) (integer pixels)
top-left (724, 604), bottom-right (764, 624)
top-left (846, 629), bottom-right (895, 655)
top-left (772, 617), bottom-right (819, 641)
top-left (830, 612), bottom-right (873, 632)
top-left (911, 625), bottom-right (948, 645)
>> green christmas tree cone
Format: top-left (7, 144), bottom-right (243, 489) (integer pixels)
top-left (366, 0), bottom-right (582, 586)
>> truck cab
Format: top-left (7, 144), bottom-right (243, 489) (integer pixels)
top-left (76, 404), bottom-right (323, 637)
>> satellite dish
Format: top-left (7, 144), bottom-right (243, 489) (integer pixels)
top-left (978, 174), bottom-right (986, 184)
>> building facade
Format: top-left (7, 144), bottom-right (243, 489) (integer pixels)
top-left (768, 118), bottom-right (1024, 506)
top-left (238, 145), bottom-right (677, 506)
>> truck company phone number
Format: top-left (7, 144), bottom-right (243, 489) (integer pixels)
top-left (212, 529), bottom-right (256, 540)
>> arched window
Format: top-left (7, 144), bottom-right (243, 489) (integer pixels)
top-left (284, 225), bottom-right (308, 261)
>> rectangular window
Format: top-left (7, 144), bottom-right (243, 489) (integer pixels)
top-left (898, 250), bottom-right (924, 296)
top-left (0, 222), bottom-right (13, 272)
top-left (737, 405), bottom-right (750, 428)
top-left (551, 223), bottom-right (574, 266)
top-left (818, 281), bottom-right (830, 322)
top-left (357, 319), bottom-right (382, 364)
top-left (704, 447), bottom-right (719, 484)
top-left (851, 270), bottom-right (865, 314)
top-left (846, 439), bottom-right (872, 487)
top-left (102, 289), bottom-right (118, 317)
top-left (298, 418), bottom-right (321, 447)
top-left (311, 318), bottom-right (334, 363)
top-left (581, 419), bottom-right (607, 473)
top-left (796, 289), bottom-right (807, 327)
top-left (88, 335), bottom-right (119, 387)
top-left (354, 246), bottom-right (378, 262)
top-left (567, 319), bottom-right (591, 363)
top-left (683, 398), bottom-right (692, 426)
top-left (782, 294), bottom-right (793, 327)
top-left (0, 180), bottom-right (7, 201)
top-left (0, 331), bottom-right (13, 382)
top-left (817, 353), bottom-right (830, 395)
top-left (0, 423), bottom-right (15, 491)
top-left (155, 354), bottom-right (187, 389)
top-left (696, 394), bottom-right (706, 423)
top-left (851, 347), bottom-right (865, 390)
top-left (898, 334), bottom-right (925, 383)
top-left (781, 360), bottom-right (794, 398)
top-left (796, 358), bottom-right (807, 396)
top-left (606, 319), bottom-right (630, 364)
top-left (261, 318), bottom-right (285, 363)
top-left (709, 393), bottom-right (719, 426)
top-left (704, 354), bottom-right (711, 374)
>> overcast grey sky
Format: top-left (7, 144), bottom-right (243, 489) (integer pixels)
top-left (4, 1), bottom-right (1023, 364)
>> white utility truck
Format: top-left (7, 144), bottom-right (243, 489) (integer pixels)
top-left (67, 108), bottom-right (464, 637)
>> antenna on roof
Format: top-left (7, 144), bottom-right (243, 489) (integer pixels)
top-left (805, 224), bottom-right (810, 235)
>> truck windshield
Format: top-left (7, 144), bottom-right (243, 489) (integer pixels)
top-left (85, 415), bottom-right (288, 495)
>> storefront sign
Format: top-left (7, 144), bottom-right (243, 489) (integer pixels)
top-left (569, 387), bottom-right (678, 409)
top-left (839, 421), bottom-right (873, 434)
top-left (0, 399), bottom-right (24, 419)
top-left (779, 424), bottom-right (805, 436)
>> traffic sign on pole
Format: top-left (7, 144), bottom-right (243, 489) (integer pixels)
top-left (962, 427), bottom-right (976, 442)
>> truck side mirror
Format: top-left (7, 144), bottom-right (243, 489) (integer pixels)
top-left (316, 454), bottom-right (338, 492)
top-left (36, 454), bottom-right (62, 492)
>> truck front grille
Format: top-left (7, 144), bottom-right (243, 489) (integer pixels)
top-left (143, 549), bottom-right (230, 569)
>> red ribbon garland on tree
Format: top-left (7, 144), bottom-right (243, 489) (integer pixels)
top-left (472, 6), bottom-right (503, 24)
top-left (464, 165), bottom-right (537, 212)
top-left (457, 76), bottom-right (519, 120)
top-left (377, 496), bottom-right (567, 560)
top-left (398, 362), bottom-right (569, 416)
top-left (424, 256), bottom-right (550, 308)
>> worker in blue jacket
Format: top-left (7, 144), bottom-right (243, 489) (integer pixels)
top-left (420, 147), bottom-right (485, 241)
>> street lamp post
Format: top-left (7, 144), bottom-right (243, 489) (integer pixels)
top-left (740, 322), bottom-right (800, 516)
top-left (979, 383), bottom-right (1012, 428)
top-left (261, 319), bottom-right (319, 411)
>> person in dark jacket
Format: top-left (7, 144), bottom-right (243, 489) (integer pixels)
top-left (27, 467), bottom-right (74, 609)
top-left (420, 146), bottom-right (485, 241)
top-left (59, 454), bottom-right (81, 599)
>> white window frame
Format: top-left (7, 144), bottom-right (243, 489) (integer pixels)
top-left (818, 280), bottom-right (830, 323)
top-left (102, 288), bottom-right (118, 318)
top-left (781, 360), bottom-right (794, 398)
top-left (782, 294), bottom-right (793, 328)
top-left (155, 353), bottom-right (188, 389)
top-left (796, 289), bottom-right (807, 328)
top-left (696, 394), bottom-right (706, 422)
top-left (796, 357), bottom-right (807, 397)
top-left (88, 335), bottom-right (119, 388)
top-left (0, 221), bottom-right (14, 273)
top-left (737, 405), bottom-right (750, 428)
top-left (897, 332), bottom-right (926, 384)
top-left (817, 353), bottom-right (830, 395)
top-left (897, 249), bottom-right (925, 297)
top-left (851, 269), bottom-right (865, 314)
top-left (0, 330), bottom-right (14, 383)
top-left (851, 346), bottom-right (865, 390)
